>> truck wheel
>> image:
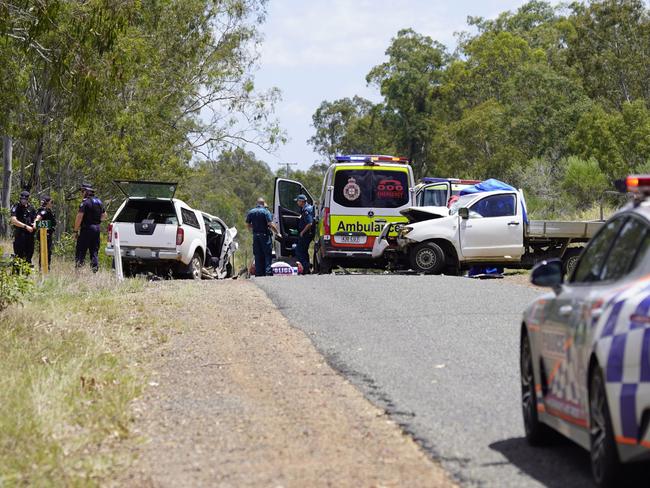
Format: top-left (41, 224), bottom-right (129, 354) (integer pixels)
top-left (562, 248), bottom-right (582, 277)
top-left (186, 252), bottom-right (203, 280)
top-left (410, 242), bottom-right (445, 274)
top-left (225, 262), bottom-right (233, 278)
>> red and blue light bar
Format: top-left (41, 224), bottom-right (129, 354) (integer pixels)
top-left (335, 154), bottom-right (410, 164)
top-left (627, 175), bottom-right (650, 195)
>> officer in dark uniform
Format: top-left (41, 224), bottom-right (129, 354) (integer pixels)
top-left (73, 183), bottom-right (107, 272)
top-left (34, 196), bottom-right (57, 268)
top-left (295, 194), bottom-right (314, 274)
top-left (246, 197), bottom-right (278, 277)
top-left (10, 190), bottom-right (37, 264)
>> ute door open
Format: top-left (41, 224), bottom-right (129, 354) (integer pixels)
top-left (273, 178), bottom-right (314, 258)
top-left (416, 182), bottom-right (451, 207)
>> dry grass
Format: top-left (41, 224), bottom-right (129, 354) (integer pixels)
top-left (0, 260), bottom-right (192, 486)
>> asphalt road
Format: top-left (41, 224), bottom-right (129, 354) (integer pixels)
top-left (256, 274), bottom-right (595, 488)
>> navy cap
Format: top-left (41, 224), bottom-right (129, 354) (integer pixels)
top-left (19, 190), bottom-right (30, 198)
top-left (80, 182), bottom-right (95, 192)
top-left (294, 194), bottom-right (307, 202)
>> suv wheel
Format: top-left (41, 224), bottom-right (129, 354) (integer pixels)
top-left (187, 252), bottom-right (203, 280)
top-left (410, 242), bottom-right (445, 274)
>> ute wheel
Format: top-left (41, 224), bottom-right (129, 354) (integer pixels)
top-left (562, 247), bottom-right (583, 277)
top-left (186, 252), bottom-right (203, 280)
top-left (410, 242), bottom-right (445, 274)
top-left (520, 332), bottom-right (554, 445)
top-left (590, 366), bottom-right (621, 487)
top-left (225, 262), bottom-right (233, 278)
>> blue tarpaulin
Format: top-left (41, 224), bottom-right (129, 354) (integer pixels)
top-left (458, 178), bottom-right (528, 224)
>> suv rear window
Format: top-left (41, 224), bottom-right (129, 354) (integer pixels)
top-left (333, 169), bottom-right (409, 208)
top-left (115, 200), bottom-right (178, 224)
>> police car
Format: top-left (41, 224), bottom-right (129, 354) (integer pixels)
top-left (521, 175), bottom-right (650, 486)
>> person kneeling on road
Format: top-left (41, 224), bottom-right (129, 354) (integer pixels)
top-left (246, 197), bottom-right (278, 277)
top-left (295, 194), bottom-right (314, 275)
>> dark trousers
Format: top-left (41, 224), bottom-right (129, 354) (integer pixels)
top-left (76, 225), bottom-right (100, 271)
top-left (252, 233), bottom-right (273, 277)
top-left (296, 235), bottom-right (311, 274)
top-left (13, 230), bottom-right (34, 264)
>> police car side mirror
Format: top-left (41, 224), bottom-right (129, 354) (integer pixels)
top-left (531, 259), bottom-right (563, 289)
top-left (459, 207), bottom-right (469, 220)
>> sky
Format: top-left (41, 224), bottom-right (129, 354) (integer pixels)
top-left (250, 0), bottom-right (530, 171)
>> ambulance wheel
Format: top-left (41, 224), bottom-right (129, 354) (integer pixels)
top-left (317, 254), bottom-right (332, 274)
top-left (410, 242), bottom-right (445, 274)
top-left (589, 366), bottom-right (621, 487)
top-left (312, 248), bottom-right (320, 273)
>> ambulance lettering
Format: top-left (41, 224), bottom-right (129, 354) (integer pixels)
top-left (336, 220), bottom-right (384, 233)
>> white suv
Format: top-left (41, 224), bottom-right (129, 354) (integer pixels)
top-left (105, 180), bottom-right (207, 279)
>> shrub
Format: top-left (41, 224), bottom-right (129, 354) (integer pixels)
top-left (561, 156), bottom-right (609, 209)
top-left (0, 258), bottom-right (33, 312)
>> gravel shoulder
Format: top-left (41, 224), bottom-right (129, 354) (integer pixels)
top-left (119, 280), bottom-right (454, 487)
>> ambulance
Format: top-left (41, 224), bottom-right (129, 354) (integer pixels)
top-left (272, 155), bottom-right (416, 273)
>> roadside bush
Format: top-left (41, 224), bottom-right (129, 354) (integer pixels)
top-left (0, 257), bottom-right (33, 312)
top-left (561, 156), bottom-right (609, 209)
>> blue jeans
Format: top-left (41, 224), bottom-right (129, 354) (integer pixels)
top-left (296, 235), bottom-right (311, 274)
top-left (253, 233), bottom-right (273, 276)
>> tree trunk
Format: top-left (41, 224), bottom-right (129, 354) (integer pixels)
top-left (1, 135), bottom-right (13, 238)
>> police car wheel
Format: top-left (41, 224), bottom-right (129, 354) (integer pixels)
top-left (520, 332), bottom-right (554, 446)
top-left (589, 367), bottom-right (621, 487)
top-left (410, 242), bottom-right (444, 274)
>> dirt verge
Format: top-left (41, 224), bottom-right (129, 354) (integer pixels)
top-left (119, 280), bottom-right (455, 487)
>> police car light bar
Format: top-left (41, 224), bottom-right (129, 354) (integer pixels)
top-left (627, 175), bottom-right (650, 195)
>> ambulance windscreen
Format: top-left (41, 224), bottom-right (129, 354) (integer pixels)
top-left (333, 170), bottom-right (409, 208)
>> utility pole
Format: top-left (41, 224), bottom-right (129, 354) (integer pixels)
top-left (280, 162), bottom-right (297, 178)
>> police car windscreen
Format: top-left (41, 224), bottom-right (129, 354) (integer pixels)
top-left (115, 200), bottom-right (178, 224)
top-left (422, 186), bottom-right (448, 206)
top-left (333, 170), bottom-right (409, 208)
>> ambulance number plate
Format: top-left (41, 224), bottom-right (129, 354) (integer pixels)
top-left (334, 235), bottom-right (367, 244)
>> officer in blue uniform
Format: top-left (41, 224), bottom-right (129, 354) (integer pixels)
top-left (295, 194), bottom-right (314, 274)
top-left (246, 197), bottom-right (277, 277)
top-left (73, 183), bottom-right (107, 272)
top-left (10, 190), bottom-right (36, 264)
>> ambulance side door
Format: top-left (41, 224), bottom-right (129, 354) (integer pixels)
top-left (273, 178), bottom-right (314, 258)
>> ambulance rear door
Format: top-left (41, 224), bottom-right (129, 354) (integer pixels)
top-left (273, 178), bottom-right (314, 258)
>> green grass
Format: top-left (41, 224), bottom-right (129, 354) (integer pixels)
top-left (0, 260), bottom-right (189, 486)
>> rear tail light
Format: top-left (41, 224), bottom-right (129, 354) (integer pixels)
top-left (176, 227), bottom-right (184, 246)
top-left (323, 207), bottom-right (331, 235)
top-left (107, 223), bottom-right (113, 244)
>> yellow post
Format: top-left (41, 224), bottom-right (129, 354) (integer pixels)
top-left (39, 226), bottom-right (48, 274)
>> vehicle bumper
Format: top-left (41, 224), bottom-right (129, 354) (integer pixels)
top-left (105, 246), bottom-right (181, 261)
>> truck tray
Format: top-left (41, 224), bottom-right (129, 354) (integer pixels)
top-left (526, 220), bottom-right (603, 239)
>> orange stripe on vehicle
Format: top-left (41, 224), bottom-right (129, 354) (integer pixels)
top-left (537, 404), bottom-right (546, 413)
top-left (545, 406), bottom-right (588, 428)
top-left (528, 324), bottom-right (540, 332)
top-left (563, 337), bottom-right (573, 351)
top-left (548, 360), bottom-right (562, 385)
top-left (640, 440), bottom-right (650, 449)
top-left (615, 436), bottom-right (638, 446)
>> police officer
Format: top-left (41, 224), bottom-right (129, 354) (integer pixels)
top-left (73, 183), bottom-right (107, 272)
top-left (34, 196), bottom-right (57, 268)
top-left (246, 197), bottom-right (277, 277)
top-left (295, 194), bottom-right (314, 274)
top-left (10, 190), bottom-right (37, 264)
